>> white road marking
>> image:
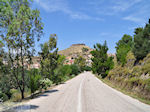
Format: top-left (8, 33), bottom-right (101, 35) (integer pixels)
top-left (77, 77), bottom-right (85, 112)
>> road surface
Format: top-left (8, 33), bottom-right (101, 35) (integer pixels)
top-left (15, 72), bottom-right (150, 112)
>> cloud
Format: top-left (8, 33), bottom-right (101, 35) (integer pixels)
top-left (122, 2), bottom-right (150, 25)
top-left (112, 0), bottom-right (142, 12)
top-left (123, 16), bottom-right (143, 23)
top-left (87, 0), bottom-right (143, 15)
top-left (34, 0), bottom-right (103, 21)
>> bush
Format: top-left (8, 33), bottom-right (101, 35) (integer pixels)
top-left (54, 65), bottom-right (72, 84)
top-left (39, 78), bottom-right (53, 90)
top-left (142, 63), bottom-right (150, 74)
top-left (145, 79), bottom-right (150, 91)
top-left (125, 51), bottom-right (136, 68)
top-left (81, 66), bottom-right (91, 71)
top-left (29, 69), bottom-right (42, 94)
top-left (70, 64), bottom-right (80, 75)
top-left (0, 91), bottom-right (8, 102)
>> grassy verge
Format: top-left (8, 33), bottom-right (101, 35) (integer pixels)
top-left (96, 75), bottom-right (150, 105)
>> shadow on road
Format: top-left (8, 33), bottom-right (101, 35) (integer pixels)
top-left (33, 89), bottom-right (59, 99)
top-left (44, 89), bottom-right (58, 93)
top-left (3, 104), bottom-right (39, 112)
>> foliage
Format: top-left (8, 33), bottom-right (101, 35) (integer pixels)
top-left (70, 64), bottom-right (80, 75)
top-left (82, 66), bottom-right (91, 71)
top-left (39, 34), bottom-right (59, 81)
top-left (74, 56), bottom-right (86, 71)
top-left (0, 91), bottom-right (8, 102)
top-left (0, 0), bottom-right (43, 99)
top-left (133, 20), bottom-right (150, 61)
top-left (125, 51), bottom-right (136, 68)
top-left (39, 78), bottom-right (52, 90)
top-left (116, 34), bottom-right (133, 66)
top-left (91, 41), bottom-right (114, 78)
top-left (54, 65), bottom-right (72, 84)
top-left (29, 69), bottom-right (42, 95)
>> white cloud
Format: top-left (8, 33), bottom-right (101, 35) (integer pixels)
top-left (34, 0), bottom-right (103, 21)
top-left (112, 0), bottom-right (142, 12)
top-left (123, 16), bottom-right (143, 23)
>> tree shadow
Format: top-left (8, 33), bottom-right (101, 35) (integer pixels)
top-left (44, 89), bottom-right (58, 93)
top-left (3, 104), bottom-right (39, 112)
top-left (33, 89), bottom-right (59, 99)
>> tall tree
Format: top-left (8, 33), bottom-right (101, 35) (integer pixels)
top-left (0, 0), bottom-right (43, 99)
top-left (39, 34), bottom-right (59, 81)
top-left (91, 41), bottom-right (114, 78)
top-left (115, 34), bottom-right (133, 66)
top-left (133, 19), bottom-right (150, 61)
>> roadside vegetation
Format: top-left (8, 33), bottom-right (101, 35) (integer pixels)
top-left (92, 19), bottom-right (150, 103)
top-left (0, 0), bottom-right (90, 102)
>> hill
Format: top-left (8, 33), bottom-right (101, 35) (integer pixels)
top-left (58, 44), bottom-right (93, 65)
top-left (58, 44), bottom-right (92, 57)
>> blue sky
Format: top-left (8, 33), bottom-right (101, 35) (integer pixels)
top-left (33, 0), bottom-right (150, 53)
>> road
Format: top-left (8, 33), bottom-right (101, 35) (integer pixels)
top-left (15, 72), bottom-right (150, 112)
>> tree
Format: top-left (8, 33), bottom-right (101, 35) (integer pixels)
top-left (39, 34), bottom-right (59, 81)
top-left (115, 34), bottom-right (133, 66)
top-left (0, 0), bottom-right (43, 99)
top-left (91, 41), bottom-right (114, 78)
top-left (133, 19), bottom-right (150, 61)
top-left (29, 69), bottom-right (41, 96)
top-left (70, 64), bottom-right (80, 75)
top-left (74, 56), bottom-right (86, 71)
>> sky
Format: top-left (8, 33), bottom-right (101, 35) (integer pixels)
top-left (33, 0), bottom-right (150, 53)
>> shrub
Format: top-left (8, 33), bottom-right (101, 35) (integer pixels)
top-left (54, 65), bottom-right (72, 84)
top-left (82, 66), bottom-right (91, 71)
top-left (70, 64), bottom-right (80, 75)
top-left (142, 63), bottom-right (150, 74)
top-left (40, 78), bottom-right (53, 90)
top-left (10, 89), bottom-right (21, 101)
top-left (145, 79), bottom-right (150, 91)
top-left (125, 51), bottom-right (136, 68)
top-left (0, 91), bottom-right (8, 102)
top-left (29, 69), bottom-right (42, 94)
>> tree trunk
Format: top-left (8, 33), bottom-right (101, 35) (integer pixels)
top-left (21, 89), bottom-right (24, 99)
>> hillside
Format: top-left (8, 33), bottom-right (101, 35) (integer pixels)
top-left (107, 51), bottom-right (150, 102)
top-left (58, 44), bottom-right (92, 57)
top-left (58, 44), bottom-right (93, 65)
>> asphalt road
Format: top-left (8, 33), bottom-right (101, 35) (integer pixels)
top-left (16, 72), bottom-right (150, 112)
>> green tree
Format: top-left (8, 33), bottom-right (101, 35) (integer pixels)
top-left (70, 64), bottom-right (80, 75)
top-left (116, 34), bottom-right (133, 66)
top-left (91, 41), bottom-right (114, 78)
top-left (54, 65), bottom-right (72, 84)
top-left (39, 34), bottom-right (59, 81)
top-left (0, 0), bottom-right (43, 99)
top-left (133, 19), bottom-right (150, 61)
top-left (74, 56), bottom-right (86, 71)
top-left (29, 69), bottom-right (41, 96)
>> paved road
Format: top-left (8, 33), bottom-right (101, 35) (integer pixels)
top-left (17, 72), bottom-right (150, 112)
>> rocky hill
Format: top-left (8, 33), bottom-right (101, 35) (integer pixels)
top-left (58, 44), bottom-right (93, 65)
top-left (58, 44), bottom-right (92, 57)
